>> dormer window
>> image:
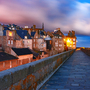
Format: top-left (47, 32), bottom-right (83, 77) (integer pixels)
top-left (59, 37), bottom-right (62, 39)
top-left (25, 36), bottom-right (27, 39)
top-left (9, 32), bottom-right (12, 36)
top-left (12, 28), bottom-right (15, 30)
top-left (9, 27), bottom-right (11, 30)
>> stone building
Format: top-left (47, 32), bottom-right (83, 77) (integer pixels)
top-left (65, 30), bottom-right (76, 50)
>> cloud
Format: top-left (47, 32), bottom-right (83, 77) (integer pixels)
top-left (0, 0), bottom-right (90, 35)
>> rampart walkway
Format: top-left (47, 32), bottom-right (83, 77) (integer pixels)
top-left (40, 50), bottom-right (90, 90)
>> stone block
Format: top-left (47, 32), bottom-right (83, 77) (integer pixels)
top-left (0, 70), bottom-right (12, 90)
top-left (7, 65), bottom-right (28, 84)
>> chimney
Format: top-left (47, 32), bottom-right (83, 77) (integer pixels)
top-left (33, 25), bottom-right (36, 29)
top-left (42, 23), bottom-right (44, 29)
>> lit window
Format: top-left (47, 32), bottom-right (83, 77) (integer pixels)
top-left (9, 32), bottom-right (12, 36)
top-left (59, 48), bottom-right (61, 50)
top-left (11, 40), bottom-right (13, 44)
top-left (25, 36), bottom-right (27, 39)
top-left (50, 41), bottom-right (51, 44)
top-left (73, 39), bottom-right (75, 41)
top-left (73, 42), bottom-right (75, 44)
top-left (8, 40), bottom-right (10, 44)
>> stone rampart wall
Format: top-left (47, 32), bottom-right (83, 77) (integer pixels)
top-left (0, 49), bottom-right (75, 90)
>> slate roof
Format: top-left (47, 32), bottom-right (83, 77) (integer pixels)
top-left (0, 52), bottom-right (18, 62)
top-left (39, 31), bottom-right (45, 35)
top-left (12, 48), bottom-right (33, 56)
top-left (3, 30), bottom-right (7, 36)
top-left (53, 33), bottom-right (62, 38)
top-left (29, 49), bottom-right (39, 58)
top-left (31, 32), bottom-right (36, 37)
top-left (16, 30), bottom-right (31, 39)
top-left (4, 27), bottom-right (9, 30)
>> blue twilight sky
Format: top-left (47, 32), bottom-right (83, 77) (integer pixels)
top-left (0, 0), bottom-right (90, 47)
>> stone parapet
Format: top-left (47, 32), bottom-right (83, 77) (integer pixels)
top-left (0, 49), bottom-right (75, 90)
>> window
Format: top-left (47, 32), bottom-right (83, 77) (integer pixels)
top-left (11, 40), bottom-right (13, 44)
top-left (73, 45), bottom-right (75, 47)
top-left (9, 27), bottom-right (11, 30)
top-left (55, 36), bottom-right (57, 38)
top-left (8, 40), bottom-right (10, 44)
top-left (55, 42), bottom-right (58, 45)
top-left (43, 44), bottom-right (46, 47)
top-left (34, 39), bottom-right (35, 42)
top-left (59, 37), bottom-right (62, 39)
top-left (36, 36), bottom-right (38, 38)
top-left (12, 28), bottom-right (15, 30)
top-left (73, 39), bottom-right (75, 41)
top-left (9, 32), bottom-right (12, 36)
top-left (59, 48), bottom-right (61, 50)
top-left (55, 44), bottom-right (58, 47)
top-left (34, 44), bottom-right (35, 47)
top-left (25, 36), bottom-right (27, 39)
top-left (59, 44), bottom-right (62, 47)
top-left (27, 41), bottom-right (29, 43)
top-left (73, 42), bottom-right (75, 44)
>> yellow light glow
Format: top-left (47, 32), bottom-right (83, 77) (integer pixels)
top-left (9, 32), bottom-right (12, 36)
top-left (64, 39), bottom-right (66, 41)
top-left (67, 39), bottom-right (70, 42)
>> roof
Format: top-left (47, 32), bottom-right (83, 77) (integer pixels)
top-left (12, 48), bottom-right (33, 56)
top-left (54, 30), bottom-right (64, 37)
top-left (0, 52), bottom-right (18, 62)
top-left (31, 32), bottom-right (36, 37)
top-left (3, 30), bottom-right (6, 36)
top-left (16, 30), bottom-right (31, 39)
top-left (44, 35), bottom-right (52, 40)
top-left (53, 33), bottom-right (62, 37)
top-left (39, 31), bottom-right (45, 35)
top-left (29, 49), bottom-right (39, 57)
top-left (4, 27), bottom-right (9, 30)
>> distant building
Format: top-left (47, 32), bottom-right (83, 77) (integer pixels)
top-left (0, 24), bottom-right (4, 36)
top-left (52, 34), bottom-right (64, 53)
top-left (65, 30), bottom-right (76, 50)
top-left (23, 23), bottom-right (44, 33)
top-left (52, 28), bottom-right (64, 53)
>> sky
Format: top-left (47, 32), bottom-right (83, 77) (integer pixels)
top-left (0, 0), bottom-right (90, 47)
